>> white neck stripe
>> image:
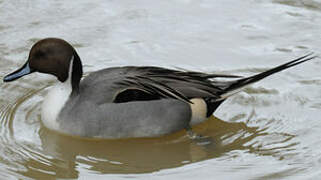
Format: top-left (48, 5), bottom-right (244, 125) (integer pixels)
top-left (41, 56), bottom-right (74, 131)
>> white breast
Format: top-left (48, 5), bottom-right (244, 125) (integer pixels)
top-left (41, 81), bottom-right (72, 131)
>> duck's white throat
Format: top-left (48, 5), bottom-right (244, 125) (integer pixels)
top-left (41, 57), bottom-right (74, 131)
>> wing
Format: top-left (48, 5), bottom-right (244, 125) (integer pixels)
top-left (113, 66), bottom-right (241, 103)
top-left (113, 54), bottom-right (317, 104)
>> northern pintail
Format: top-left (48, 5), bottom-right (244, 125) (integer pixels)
top-left (3, 38), bottom-right (316, 138)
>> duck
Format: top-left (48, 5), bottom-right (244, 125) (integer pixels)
top-left (3, 38), bottom-right (316, 138)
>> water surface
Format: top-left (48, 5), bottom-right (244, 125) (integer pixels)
top-left (0, 0), bottom-right (321, 179)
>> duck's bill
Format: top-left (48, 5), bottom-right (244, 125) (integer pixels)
top-left (3, 62), bottom-right (34, 82)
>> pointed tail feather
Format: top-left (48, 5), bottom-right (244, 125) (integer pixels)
top-left (219, 53), bottom-right (317, 99)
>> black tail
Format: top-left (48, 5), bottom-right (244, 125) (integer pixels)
top-left (220, 53), bottom-right (317, 99)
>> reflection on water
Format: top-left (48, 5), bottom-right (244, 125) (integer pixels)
top-left (0, 85), bottom-right (299, 179)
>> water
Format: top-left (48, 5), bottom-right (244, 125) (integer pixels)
top-left (0, 0), bottom-right (321, 179)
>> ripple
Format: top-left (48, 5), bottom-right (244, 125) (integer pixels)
top-left (275, 47), bottom-right (293, 53)
top-left (244, 87), bottom-right (279, 95)
top-left (311, 103), bottom-right (321, 109)
top-left (298, 79), bottom-right (321, 85)
top-left (0, 83), bottom-right (49, 177)
top-left (229, 93), bottom-right (280, 107)
top-left (273, 0), bottom-right (321, 11)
